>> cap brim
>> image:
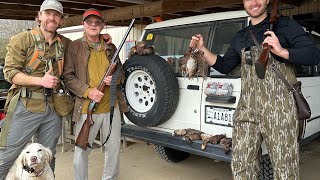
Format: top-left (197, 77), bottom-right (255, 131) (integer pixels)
top-left (83, 14), bottom-right (104, 21)
top-left (41, 8), bottom-right (63, 15)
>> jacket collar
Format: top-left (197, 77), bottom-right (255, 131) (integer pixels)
top-left (248, 15), bottom-right (269, 29)
top-left (33, 26), bottom-right (61, 44)
top-left (81, 33), bottom-right (113, 51)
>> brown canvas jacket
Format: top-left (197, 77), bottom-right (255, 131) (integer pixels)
top-left (63, 35), bottom-right (128, 122)
top-left (4, 26), bottom-right (70, 112)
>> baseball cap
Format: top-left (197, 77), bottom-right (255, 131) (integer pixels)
top-left (40, 0), bottom-right (63, 15)
top-left (83, 8), bottom-right (104, 21)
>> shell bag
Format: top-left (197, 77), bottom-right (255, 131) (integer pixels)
top-left (53, 83), bottom-right (74, 117)
top-left (291, 81), bottom-right (311, 120)
top-left (271, 64), bottom-right (311, 120)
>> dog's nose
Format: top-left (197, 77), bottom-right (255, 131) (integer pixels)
top-left (31, 156), bottom-right (37, 162)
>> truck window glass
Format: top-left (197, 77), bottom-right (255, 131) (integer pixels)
top-left (209, 20), bottom-right (246, 77)
top-left (295, 30), bottom-right (320, 77)
top-left (142, 23), bottom-right (211, 75)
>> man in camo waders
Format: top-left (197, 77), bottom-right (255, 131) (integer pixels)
top-left (191, 0), bottom-right (320, 179)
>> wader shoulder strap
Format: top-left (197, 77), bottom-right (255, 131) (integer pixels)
top-left (55, 36), bottom-right (64, 77)
top-left (26, 29), bottom-right (64, 76)
top-left (25, 29), bottom-right (45, 75)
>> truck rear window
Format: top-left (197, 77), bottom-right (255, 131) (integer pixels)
top-left (141, 18), bottom-right (246, 78)
top-left (142, 23), bottom-right (211, 75)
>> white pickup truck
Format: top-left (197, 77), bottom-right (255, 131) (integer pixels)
top-left (121, 10), bottom-right (320, 180)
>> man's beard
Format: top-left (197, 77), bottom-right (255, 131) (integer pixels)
top-left (42, 20), bottom-right (58, 33)
top-left (246, 8), bottom-right (267, 19)
top-left (245, 2), bottom-right (268, 19)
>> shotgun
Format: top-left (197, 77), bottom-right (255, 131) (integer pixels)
top-left (75, 19), bottom-right (136, 150)
top-left (255, 0), bottom-right (279, 79)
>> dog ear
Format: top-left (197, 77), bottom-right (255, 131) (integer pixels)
top-left (44, 146), bottom-right (53, 164)
top-left (20, 149), bottom-right (27, 166)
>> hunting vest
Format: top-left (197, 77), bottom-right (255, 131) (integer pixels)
top-left (0, 29), bottom-right (65, 148)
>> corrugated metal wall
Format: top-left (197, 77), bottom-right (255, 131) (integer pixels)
top-left (281, 0), bottom-right (320, 16)
top-left (58, 24), bottom-right (145, 63)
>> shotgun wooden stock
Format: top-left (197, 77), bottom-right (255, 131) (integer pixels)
top-left (75, 109), bottom-right (94, 149)
top-left (255, 0), bottom-right (279, 79)
top-left (75, 19), bottom-right (136, 150)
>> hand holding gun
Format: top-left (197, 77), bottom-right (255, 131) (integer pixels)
top-left (255, 0), bottom-right (279, 79)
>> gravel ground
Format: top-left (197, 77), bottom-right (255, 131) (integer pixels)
top-left (55, 136), bottom-right (320, 180)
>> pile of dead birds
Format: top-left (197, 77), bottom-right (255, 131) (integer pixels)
top-left (173, 128), bottom-right (232, 154)
top-left (178, 48), bottom-right (208, 79)
top-left (128, 41), bottom-right (155, 59)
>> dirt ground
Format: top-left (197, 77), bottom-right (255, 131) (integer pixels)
top-left (55, 136), bottom-right (320, 180)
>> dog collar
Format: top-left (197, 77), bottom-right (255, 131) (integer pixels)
top-left (22, 165), bottom-right (45, 177)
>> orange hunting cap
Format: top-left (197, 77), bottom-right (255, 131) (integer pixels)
top-left (83, 8), bottom-right (104, 21)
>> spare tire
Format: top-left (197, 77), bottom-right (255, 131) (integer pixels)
top-left (123, 54), bottom-right (179, 127)
top-left (259, 154), bottom-right (274, 180)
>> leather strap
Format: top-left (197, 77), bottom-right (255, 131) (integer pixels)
top-left (248, 30), bottom-right (263, 53)
top-left (270, 63), bottom-right (296, 92)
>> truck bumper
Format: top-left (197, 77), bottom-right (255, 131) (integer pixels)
top-left (121, 124), bottom-right (232, 162)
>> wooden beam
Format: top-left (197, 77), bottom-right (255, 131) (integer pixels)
top-left (63, 1), bottom-right (163, 27)
top-left (0, 0), bottom-right (133, 7)
top-left (282, 0), bottom-right (300, 6)
top-left (63, 0), bottom-right (243, 27)
top-left (61, 0), bottom-right (135, 7)
top-left (0, 16), bottom-right (34, 21)
top-left (163, 0), bottom-right (243, 14)
top-left (0, 2), bottom-right (82, 15)
top-left (0, 0), bottom-right (119, 10)
top-left (0, 12), bottom-right (36, 20)
top-left (0, 3), bottom-right (39, 12)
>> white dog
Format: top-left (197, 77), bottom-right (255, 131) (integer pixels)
top-left (5, 143), bottom-right (54, 180)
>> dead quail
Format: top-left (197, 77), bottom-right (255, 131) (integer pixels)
top-left (128, 41), bottom-right (155, 59)
top-left (209, 134), bottom-right (226, 144)
top-left (220, 137), bottom-right (232, 154)
top-left (173, 128), bottom-right (204, 143)
top-left (179, 48), bottom-right (208, 79)
top-left (200, 134), bottom-right (226, 150)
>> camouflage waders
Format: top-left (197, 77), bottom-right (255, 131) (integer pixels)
top-left (231, 46), bottom-right (300, 180)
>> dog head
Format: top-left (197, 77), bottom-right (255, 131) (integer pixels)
top-left (20, 143), bottom-right (52, 172)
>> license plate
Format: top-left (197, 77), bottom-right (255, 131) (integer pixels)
top-left (205, 106), bottom-right (235, 126)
